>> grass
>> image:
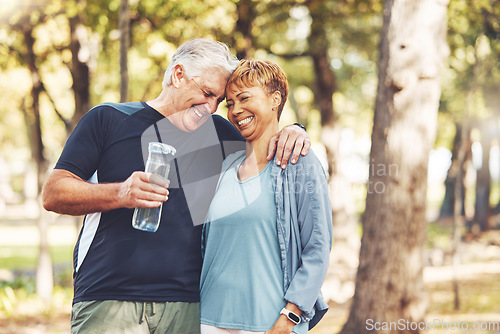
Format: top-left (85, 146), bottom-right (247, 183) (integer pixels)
top-left (0, 222), bottom-right (75, 328)
top-left (312, 274), bottom-right (500, 334)
top-left (427, 274), bottom-right (500, 315)
top-left (427, 220), bottom-right (454, 249)
top-left (0, 245), bottom-right (73, 271)
top-left (311, 224), bottom-right (500, 334)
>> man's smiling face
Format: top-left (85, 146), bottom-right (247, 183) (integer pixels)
top-left (170, 67), bottom-right (228, 132)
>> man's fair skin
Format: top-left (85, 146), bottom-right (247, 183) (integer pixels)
top-left (42, 64), bottom-right (310, 216)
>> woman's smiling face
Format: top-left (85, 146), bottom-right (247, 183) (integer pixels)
top-left (226, 84), bottom-right (279, 143)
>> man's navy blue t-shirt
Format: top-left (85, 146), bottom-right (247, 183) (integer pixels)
top-left (55, 101), bottom-right (244, 303)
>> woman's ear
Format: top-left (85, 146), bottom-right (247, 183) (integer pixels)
top-left (171, 64), bottom-right (185, 88)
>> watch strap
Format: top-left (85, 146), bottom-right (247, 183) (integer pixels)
top-left (280, 307), bottom-right (301, 325)
top-left (292, 122), bottom-right (307, 132)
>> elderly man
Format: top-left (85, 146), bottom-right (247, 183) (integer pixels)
top-left (42, 39), bottom-right (310, 334)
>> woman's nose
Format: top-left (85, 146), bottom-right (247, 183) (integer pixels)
top-left (231, 103), bottom-right (243, 116)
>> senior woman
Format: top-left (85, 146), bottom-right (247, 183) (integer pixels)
top-left (200, 59), bottom-right (332, 334)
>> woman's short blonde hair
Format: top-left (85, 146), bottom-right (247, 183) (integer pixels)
top-left (226, 59), bottom-right (289, 120)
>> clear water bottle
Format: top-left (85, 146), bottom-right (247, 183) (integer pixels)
top-left (132, 142), bottom-right (176, 232)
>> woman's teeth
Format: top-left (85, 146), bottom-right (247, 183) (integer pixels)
top-left (238, 117), bottom-right (253, 126)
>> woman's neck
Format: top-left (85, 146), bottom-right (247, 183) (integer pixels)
top-left (237, 129), bottom-right (277, 181)
top-left (246, 126), bottom-right (279, 164)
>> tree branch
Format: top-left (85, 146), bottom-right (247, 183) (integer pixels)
top-left (40, 82), bottom-right (72, 132)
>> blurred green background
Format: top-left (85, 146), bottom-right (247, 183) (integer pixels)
top-left (1, 0), bottom-right (500, 333)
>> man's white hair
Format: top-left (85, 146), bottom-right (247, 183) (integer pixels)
top-left (162, 39), bottom-right (239, 87)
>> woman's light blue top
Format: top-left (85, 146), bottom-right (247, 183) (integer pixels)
top-left (200, 154), bottom-right (307, 333)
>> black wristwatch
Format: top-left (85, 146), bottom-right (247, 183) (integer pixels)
top-left (293, 122), bottom-right (307, 132)
top-left (280, 307), bottom-right (301, 325)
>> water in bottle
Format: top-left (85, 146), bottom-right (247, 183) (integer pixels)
top-left (132, 142), bottom-right (176, 232)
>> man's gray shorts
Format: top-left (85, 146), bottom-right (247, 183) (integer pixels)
top-left (71, 300), bottom-right (200, 334)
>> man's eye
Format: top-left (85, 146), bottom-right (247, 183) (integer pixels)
top-left (226, 103), bottom-right (233, 109)
top-left (241, 96), bottom-right (248, 102)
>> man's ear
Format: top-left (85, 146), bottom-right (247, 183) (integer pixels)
top-left (171, 64), bottom-right (185, 88)
top-left (272, 91), bottom-right (282, 109)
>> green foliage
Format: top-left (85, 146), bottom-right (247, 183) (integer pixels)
top-left (0, 277), bottom-right (35, 316)
top-left (0, 276), bottom-right (36, 293)
top-left (427, 221), bottom-right (454, 249)
top-left (0, 68), bottom-right (31, 165)
top-left (0, 281), bottom-right (74, 319)
top-left (443, 0), bottom-right (500, 117)
top-left (0, 0), bottom-right (386, 165)
top-left (434, 0), bottom-right (500, 154)
top-left (0, 0), bottom-right (498, 210)
top-left (0, 286), bottom-right (17, 316)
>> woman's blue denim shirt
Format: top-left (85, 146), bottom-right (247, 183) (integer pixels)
top-left (203, 150), bottom-right (333, 330)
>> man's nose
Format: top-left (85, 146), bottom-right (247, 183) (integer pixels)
top-left (207, 98), bottom-right (219, 114)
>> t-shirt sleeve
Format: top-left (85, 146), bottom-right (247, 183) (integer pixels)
top-left (54, 107), bottom-right (106, 181)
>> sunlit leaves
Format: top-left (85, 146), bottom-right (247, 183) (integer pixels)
top-left (0, 0), bottom-right (496, 174)
top-left (443, 0), bottom-right (500, 127)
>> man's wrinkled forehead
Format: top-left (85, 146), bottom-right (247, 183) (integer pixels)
top-left (203, 68), bottom-right (230, 100)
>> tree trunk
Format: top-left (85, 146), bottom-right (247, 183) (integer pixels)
top-left (68, 7), bottom-right (90, 129)
top-left (21, 15), bottom-right (53, 302)
top-left (483, 90), bottom-right (500, 215)
top-left (21, 20), bottom-right (47, 186)
top-left (120, 0), bottom-right (130, 102)
top-left (308, 0), bottom-right (359, 304)
top-left (473, 119), bottom-right (493, 233)
top-left (451, 120), bottom-right (468, 311)
top-left (341, 0), bottom-right (449, 333)
top-left (439, 123), bottom-right (469, 218)
top-left (232, 0), bottom-right (256, 59)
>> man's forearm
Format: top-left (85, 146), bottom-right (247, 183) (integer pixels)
top-left (42, 169), bottom-right (169, 216)
top-left (42, 169), bottom-right (122, 216)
